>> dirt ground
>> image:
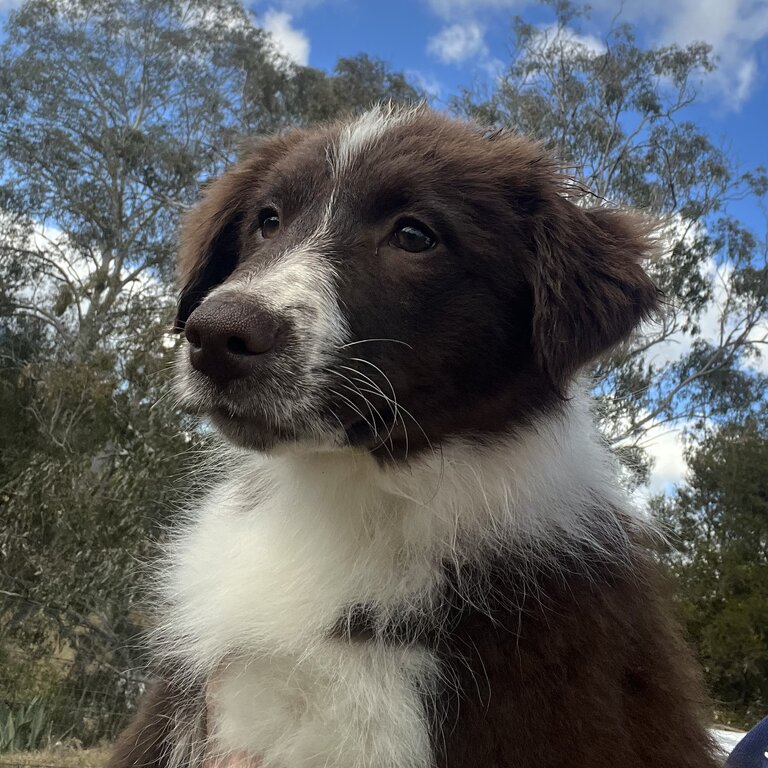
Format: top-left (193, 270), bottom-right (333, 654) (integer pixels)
top-left (0, 747), bottom-right (109, 768)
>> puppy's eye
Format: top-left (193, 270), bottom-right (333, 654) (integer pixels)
top-left (259, 209), bottom-right (280, 239)
top-left (390, 222), bottom-right (437, 253)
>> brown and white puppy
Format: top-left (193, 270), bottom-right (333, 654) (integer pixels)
top-left (111, 105), bottom-right (720, 768)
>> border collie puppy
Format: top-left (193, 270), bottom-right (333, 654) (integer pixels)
top-left (111, 105), bottom-right (720, 768)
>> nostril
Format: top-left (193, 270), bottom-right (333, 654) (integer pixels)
top-left (232, 324), bottom-right (278, 355)
top-left (226, 336), bottom-right (251, 355)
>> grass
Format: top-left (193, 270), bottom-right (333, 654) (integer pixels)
top-left (0, 747), bottom-right (109, 768)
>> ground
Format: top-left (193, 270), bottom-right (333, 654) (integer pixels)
top-left (0, 731), bottom-right (747, 768)
top-left (0, 747), bottom-right (109, 768)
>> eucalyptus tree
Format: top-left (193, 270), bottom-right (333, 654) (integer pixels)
top-left (0, 0), bottom-right (420, 738)
top-left (455, 1), bottom-right (768, 481)
top-left (655, 416), bottom-right (768, 726)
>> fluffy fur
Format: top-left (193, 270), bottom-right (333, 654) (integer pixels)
top-left (111, 105), bottom-right (720, 768)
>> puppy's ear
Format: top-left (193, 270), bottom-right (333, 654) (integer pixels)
top-left (529, 200), bottom-right (659, 391)
top-left (174, 131), bottom-right (307, 331)
top-left (174, 168), bottom-right (248, 332)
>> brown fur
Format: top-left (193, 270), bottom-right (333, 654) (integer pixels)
top-left (109, 678), bottom-right (198, 768)
top-left (530, 205), bottom-right (660, 391)
top-left (431, 545), bottom-right (718, 767)
top-left (172, 111), bottom-right (659, 455)
top-left (331, 534), bottom-right (719, 767)
top-left (112, 108), bottom-right (719, 768)
top-left (116, 544), bottom-right (720, 768)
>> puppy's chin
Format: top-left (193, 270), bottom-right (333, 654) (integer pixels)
top-left (174, 360), bottom-right (398, 455)
top-left (208, 406), bottom-right (348, 454)
top-left (173, 359), bottom-right (333, 452)
top-left (209, 409), bottom-right (285, 452)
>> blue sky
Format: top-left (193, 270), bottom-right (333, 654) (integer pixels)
top-left (1, 0), bottom-right (764, 175)
top-left (255, 0), bottom-right (768, 178)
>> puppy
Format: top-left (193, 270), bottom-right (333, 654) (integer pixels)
top-left (111, 105), bottom-right (720, 768)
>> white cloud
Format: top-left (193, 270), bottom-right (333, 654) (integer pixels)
top-left (648, 252), bottom-right (768, 376)
top-left (611, 405), bottom-right (691, 502)
top-left (734, 57), bottom-right (758, 108)
top-left (651, 0), bottom-right (766, 53)
top-left (261, 9), bottom-right (310, 67)
top-left (613, 211), bottom-right (768, 499)
top-left (625, 417), bottom-right (690, 508)
top-left (406, 70), bottom-right (444, 99)
top-left (595, 0), bottom-right (768, 109)
top-left (562, 29), bottom-right (605, 56)
top-left (422, 0), bottom-right (768, 108)
top-left (641, 423), bottom-right (689, 496)
top-left (427, 22), bottom-right (488, 64)
top-left (2, 212), bottom-right (168, 351)
top-left (629, 256), bottom-right (768, 499)
top-left (531, 23), bottom-right (606, 58)
top-left (426, 0), bottom-right (526, 17)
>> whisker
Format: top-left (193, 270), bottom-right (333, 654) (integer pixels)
top-left (342, 358), bottom-right (437, 460)
top-left (150, 388), bottom-right (177, 411)
top-left (327, 387), bottom-right (379, 440)
top-left (325, 409), bottom-right (348, 444)
top-left (328, 369), bottom-right (399, 459)
top-left (346, 375), bottom-right (409, 457)
top-left (352, 382), bottom-right (413, 457)
top-left (328, 371), bottom-right (382, 437)
top-left (335, 365), bottom-right (403, 451)
top-left (347, 356), bottom-right (402, 432)
top-left (338, 338), bottom-right (413, 350)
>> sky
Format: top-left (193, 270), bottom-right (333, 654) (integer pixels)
top-left (254, 0), bottom-right (768, 171)
top-left (1, 0), bottom-right (766, 496)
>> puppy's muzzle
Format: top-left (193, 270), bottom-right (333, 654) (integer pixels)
top-left (184, 297), bottom-right (282, 386)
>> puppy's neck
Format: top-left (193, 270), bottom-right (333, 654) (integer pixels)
top-left (225, 387), bottom-right (639, 558)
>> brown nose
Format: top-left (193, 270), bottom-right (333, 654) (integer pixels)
top-left (184, 298), bottom-right (280, 384)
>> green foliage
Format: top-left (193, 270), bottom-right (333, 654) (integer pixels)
top-left (0, 0), bottom-right (422, 746)
top-left (0, 698), bottom-right (52, 753)
top-left (656, 418), bottom-right (768, 727)
top-left (0, 647), bottom-right (129, 747)
top-left (454, 0), bottom-right (768, 482)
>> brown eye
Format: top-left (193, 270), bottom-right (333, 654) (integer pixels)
top-left (390, 222), bottom-right (437, 253)
top-left (259, 209), bottom-right (280, 239)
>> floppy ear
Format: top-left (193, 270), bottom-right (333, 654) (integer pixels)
top-left (530, 200), bottom-right (659, 391)
top-left (174, 169), bottom-right (248, 332)
top-left (173, 131), bottom-right (307, 331)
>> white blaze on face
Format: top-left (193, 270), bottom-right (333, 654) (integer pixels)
top-left (332, 103), bottom-right (424, 177)
top-left (202, 105), bottom-right (424, 372)
top-left (175, 104), bottom-right (428, 433)
top-left (208, 242), bottom-right (348, 372)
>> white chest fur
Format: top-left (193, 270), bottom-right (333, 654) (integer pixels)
top-left (157, 396), bottom-right (637, 768)
top-left (208, 645), bottom-right (436, 768)
top-left (161, 453), bottom-right (444, 768)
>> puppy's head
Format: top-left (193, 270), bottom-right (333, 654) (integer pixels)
top-left (174, 105), bottom-right (658, 456)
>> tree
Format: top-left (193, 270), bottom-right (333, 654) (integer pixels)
top-left (0, 0), bottom-right (423, 362)
top-left (0, 0), bottom-right (420, 744)
top-left (454, 0), bottom-right (768, 483)
top-left (280, 54), bottom-right (423, 126)
top-left (655, 418), bottom-right (768, 727)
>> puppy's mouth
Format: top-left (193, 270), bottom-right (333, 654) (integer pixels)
top-left (205, 396), bottom-right (386, 452)
top-left (174, 329), bottom-right (419, 454)
top-left (178, 364), bottom-right (409, 454)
